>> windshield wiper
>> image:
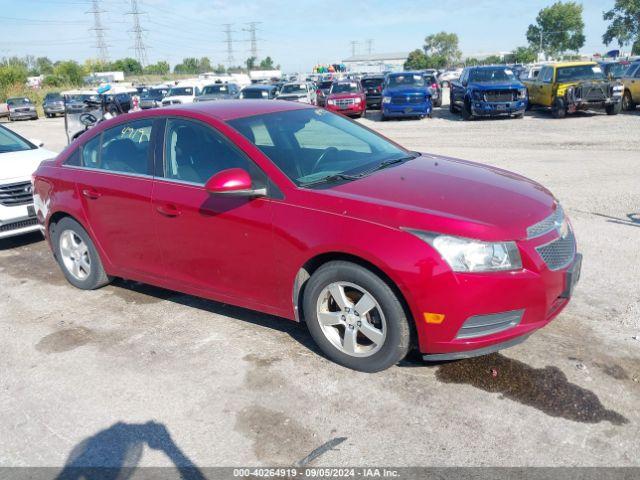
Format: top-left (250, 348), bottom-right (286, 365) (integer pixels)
top-left (300, 173), bottom-right (362, 187)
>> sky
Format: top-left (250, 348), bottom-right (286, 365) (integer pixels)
top-left (0, 0), bottom-right (621, 72)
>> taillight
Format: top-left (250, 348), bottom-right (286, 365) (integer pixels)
top-left (377, 86), bottom-right (382, 92)
top-left (431, 83), bottom-right (438, 89)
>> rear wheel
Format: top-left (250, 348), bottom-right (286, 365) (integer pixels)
top-left (303, 261), bottom-right (411, 372)
top-left (51, 217), bottom-right (112, 290)
top-left (551, 97), bottom-right (567, 119)
top-left (605, 102), bottom-right (621, 115)
top-left (449, 96), bottom-right (458, 113)
top-left (622, 90), bottom-right (635, 111)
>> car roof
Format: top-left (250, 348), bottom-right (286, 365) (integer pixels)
top-left (153, 99), bottom-right (313, 121)
top-left (552, 61), bottom-right (597, 68)
top-left (243, 84), bottom-right (275, 90)
top-left (468, 65), bottom-right (510, 70)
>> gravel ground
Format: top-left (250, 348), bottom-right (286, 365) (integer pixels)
top-left (1, 95), bottom-right (639, 470)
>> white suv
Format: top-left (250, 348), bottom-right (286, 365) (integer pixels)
top-left (161, 84), bottom-right (202, 106)
top-left (0, 125), bottom-right (56, 240)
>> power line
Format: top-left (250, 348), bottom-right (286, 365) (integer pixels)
top-left (365, 39), bottom-right (373, 55)
top-left (350, 40), bottom-right (359, 56)
top-left (223, 23), bottom-right (235, 66)
top-left (126, 0), bottom-right (148, 66)
top-left (87, 0), bottom-right (109, 62)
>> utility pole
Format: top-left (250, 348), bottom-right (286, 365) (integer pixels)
top-left (350, 40), bottom-right (359, 57)
top-left (223, 23), bottom-right (235, 66)
top-left (365, 39), bottom-right (373, 55)
top-left (243, 22), bottom-right (261, 59)
top-left (88, 0), bottom-right (109, 62)
top-left (127, 0), bottom-right (148, 66)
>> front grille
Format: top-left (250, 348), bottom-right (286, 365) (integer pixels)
top-left (575, 85), bottom-right (606, 102)
top-left (0, 218), bottom-right (38, 232)
top-left (484, 90), bottom-right (516, 102)
top-left (456, 310), bottom-right (524, 339)
top-left (0, 181), bottom-right (33, 207)
top-left (527, 205), bottom-right (564, 239)
top-left (536, 230), bottom-right (576, 271)
top-left (162, 100), bottom-right (181, 106)
top-left (391, 95), bottom-right (425, 105)
top-left (335, 98), bottom-right (355, 108)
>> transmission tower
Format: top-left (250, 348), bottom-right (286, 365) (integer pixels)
top-left (243, 22), bottom-right (261, 59)
top-left (365, 39), bottom-right (373, 55)
top-left (87, 0), bottom-right (109, 62)
top-left (126, 0), bottom-right (148, 66)
top-left (223, 24), bottom-right (235, 66)
top-left (350, 40), bottom-right (359, 57)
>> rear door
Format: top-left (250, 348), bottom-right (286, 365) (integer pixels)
top-left (71, 118), bottom-right (165, 280)
top-left (151, 117), bottom-right (277, 309)
top-left (632, 65), bottom-right (640, 101)
top-left (538, 66), bottom-right (555, 106)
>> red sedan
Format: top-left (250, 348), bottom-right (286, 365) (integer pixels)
top-left (32, 100), bottom-right (581, 372)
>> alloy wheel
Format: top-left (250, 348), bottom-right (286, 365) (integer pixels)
top-left (59, 230), bottom-right (91, 281)
top-left (316, 282), bottom-right (387, 357)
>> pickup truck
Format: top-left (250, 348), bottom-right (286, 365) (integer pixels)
top-left (381, 72), bottom-right (432, 120)
top-left (450, 66), bottom-right (527, 120)
top-left (621, 61), bottom-right (640, 111)
top-left (523, 62), bottom-right (622, 118)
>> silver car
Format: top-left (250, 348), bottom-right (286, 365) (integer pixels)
top-left (43, 93), bottom-right (65, 118)
top-left (7, 97), bottom-right (38, 121)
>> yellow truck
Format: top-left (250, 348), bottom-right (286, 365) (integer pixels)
top-left (621, 61), bottom-right (640, 111)
top-left (523, 61), bottom-right (623, 118)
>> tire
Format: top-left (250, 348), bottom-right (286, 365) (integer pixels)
top-left (434, 97), bottom-right (442, 108)
top-left (51, 217), bottom-right (112, 290)
top-left (513, 112), bottom-right (524, 119)
top-left (45, 113), bottom-right (52, 118)
top-left (605, 102), bottom-right (621, 115)
top-left (525, 101), bottom-right (533, 111)
top-left (622, 90), bottom-right (635, 111)
top-left (551, 97), bottom-right (567, 119)
top-left (303, 261), bottom-right (411, 372)
top-left (461, 99), bottom-right (473, 120)
top-left (380, 114), bottom-right (388, 122)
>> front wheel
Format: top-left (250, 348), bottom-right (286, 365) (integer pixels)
top-left (303, 261), bottom-right (411, 372)
top-left (51, 217), bottom-right (112, 290)
top-left (605, 102), bottom-right (621, 115)
top-left (461, 99), bottom-right (473, 120)
top-left (551, 97), bottom-right (567, 119)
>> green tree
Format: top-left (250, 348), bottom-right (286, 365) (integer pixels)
top-left (423, 32), bottom-right (461, 66)
top-left (404, 49), bottom-right (428, 70)
top-left (111, 57), bottom-right (143, 75)
top-left (36, 57), bottom-right (54, 75)
top-left (198, 57), bottom-right (212, 73)
top-left (258, 56), bottom-right (275, 69)
top-left (174, 57), bottom-right (199, 74)
top-left (511, 46), bottom-right (537, 64)
top-left (526, 1), bottom-right (585, 57)
top-left (603, 0), bottom-right (640, 55)
top-left (213, 63), bottom-right (227, 74)
top-left (53, 60), bottom-right (85, 85)
top-left (144, 61), bottom-right (170, 75)
top-left (0, 64), bottom-right (28, 88)
top-left (245, 56), bottom-right (257, 71)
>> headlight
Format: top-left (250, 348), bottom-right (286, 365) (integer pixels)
top-left (328, 99), bottom-right (335, 105)
top-left (405, 230), bottom-right (522, 272)
top-left (382, 96), bottom-right (391, 104)
top-left (518, 89), bottom-right (527, 99)
top-left (354, 97), bottom-right (361, 104)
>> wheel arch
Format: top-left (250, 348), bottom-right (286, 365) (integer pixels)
top-left (292, 251), bottom-right (418, 347)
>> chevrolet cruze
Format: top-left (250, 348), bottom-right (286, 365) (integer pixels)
top-left (32, 100), bottom-right (581, 372)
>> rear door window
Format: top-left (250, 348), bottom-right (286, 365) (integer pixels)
top-left (99, 120), bottom-right (153, 175)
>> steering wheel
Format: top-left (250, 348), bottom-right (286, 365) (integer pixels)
top-left (312, 147), bottom-right (339, 173)
top-left (79, 113), bottom-right (98, 127)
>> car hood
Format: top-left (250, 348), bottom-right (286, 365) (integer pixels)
top-left (163, 95), bottom-right (193, 102)
top-left (315, 154), bottom-right (555, 241)
top-left (278, 93), bottom-right (307, 98)
top-left (468, 81), bottom-right (524, 90)
top-left (198, 94), bottom-right (234, 101)
top-left (0, 148), bottom-right (57, 183)
top-left (384, 86), bottom-right (430, 96)
top-left (328, 92), bottom-right (362, 100)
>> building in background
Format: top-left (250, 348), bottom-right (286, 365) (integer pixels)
top-left (342, 52), bottom-right (409, 73)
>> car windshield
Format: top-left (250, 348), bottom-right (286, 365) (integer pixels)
top-left (202, 85), bottom-right (229, 95)
top-left (468, 68), bottom-right (517, 83)
top-left (603, 63), bottom-right (627, 78)
top-left (281, 84), bottom-right (306, 94)
top-left (45, 94), bottom-right (62, 102)
top-left (318, 81), bottom-right (333, 89)
top-left (331, 82), bottom-right (360, 94)
top-left (556, 65), bottom-right (605, 82)
top-left (387, 74), bottom-right (425, 88)
top-left (228, 108), bottom-right (410, 187)
top-left (361, 78), bottom-right (383, 88)
top-left (0, 126), bottom-right (34, 153)
top-left (7, 98), bottom-right (32, 106)
top-left (242, 88), bottom-right (271, 99)
top-left (143, 89), bottom-right (167, 99)
top-left (168, 87), bottom-right (194, 96)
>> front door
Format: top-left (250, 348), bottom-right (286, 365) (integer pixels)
top-left (152, 117), bottom-right (277, 310)
top-left (73, 118), bottom-right (164, 280)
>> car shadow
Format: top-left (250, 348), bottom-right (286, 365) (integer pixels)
top-left (110, 279), bottom-right (323, 357)
top-left (0, 231), bottom-right (44, 250)
top-left (55, 421), bottom-right (206, 480)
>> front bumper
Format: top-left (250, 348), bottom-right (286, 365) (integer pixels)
top-left (407, 228), bottom-right (580, 357)
top-left (326, 102), bottom-right (366, 116)
top-left (0, 203), bottom-right (40, 239)
top-left (471, 99), bottom-right (526, 116)
top-left (382, 101), bottom-right (432, 117)
top-left (366, 95), bottom-right (382, 108)
top-left (44, 105), bottom-right (65, 114)
top-left (9, 111), bottom-right (38, 120)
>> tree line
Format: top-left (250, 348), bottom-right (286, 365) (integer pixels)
top-left (405, 0), bottom-right (640, 70)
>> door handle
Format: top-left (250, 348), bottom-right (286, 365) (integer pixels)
top-left (156, 203), bottom-right (181, 217)
top-left (81, 188), bottom-right (102, 199)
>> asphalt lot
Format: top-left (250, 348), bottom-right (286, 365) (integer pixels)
top-left (1, 96), bottom-right (639, 469)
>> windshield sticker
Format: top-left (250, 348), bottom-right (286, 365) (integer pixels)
top-left (505, 69), bottom-right (514, 75)
top-left (592, 66), bottom-right (602, 73)
top-left (413, 75), bottom-right (421, 81)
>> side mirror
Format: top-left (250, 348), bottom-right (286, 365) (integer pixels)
top-left (30, 138), bottom-right (45, 147)
top-left (204, 168), bottom-right (266, 197)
